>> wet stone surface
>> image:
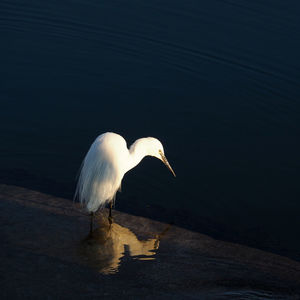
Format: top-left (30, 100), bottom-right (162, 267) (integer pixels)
top-left (0, 184), bottom-right (300, 299)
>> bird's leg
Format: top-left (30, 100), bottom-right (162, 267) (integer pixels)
top-left (90, 212), bottom-right (94, 234)
top-left (108, 202), bottom-right (113, 225)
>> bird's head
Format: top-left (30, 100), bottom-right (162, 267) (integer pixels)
top-left (146, 138), bottom-right (176, 177)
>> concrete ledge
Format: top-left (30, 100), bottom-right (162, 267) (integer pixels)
top-left (0, 184), bottom-right (299, 299)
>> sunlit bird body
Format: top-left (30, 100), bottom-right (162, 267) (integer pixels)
top-left (75, 132), bottom-right (175, 232)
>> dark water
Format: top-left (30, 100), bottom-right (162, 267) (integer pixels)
top-left (1, 0), bottom-right (300, 258)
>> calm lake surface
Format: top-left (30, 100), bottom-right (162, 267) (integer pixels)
top-left (1, 0), bottom-right (300, 258)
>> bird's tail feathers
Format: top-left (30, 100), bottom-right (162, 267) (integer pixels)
top-left (74, 151), bottom-right (119, 212)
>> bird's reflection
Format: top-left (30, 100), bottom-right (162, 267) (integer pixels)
top-left (78, 220), bottom-right (166, 274)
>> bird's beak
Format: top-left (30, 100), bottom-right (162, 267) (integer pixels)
top-left (160, 153), bottom-right (176, 177)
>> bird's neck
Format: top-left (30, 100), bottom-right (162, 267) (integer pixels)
top-left (126, 138), bottom-right (150, 172)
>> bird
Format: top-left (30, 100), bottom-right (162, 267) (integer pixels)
top-left (75, 132), bottom-right (176, 233)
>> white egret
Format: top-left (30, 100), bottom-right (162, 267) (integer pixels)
top-left (75, 132), bottom-right (176, 233)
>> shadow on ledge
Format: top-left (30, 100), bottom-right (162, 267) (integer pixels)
top-left (78, 218), bottom-right (169, 274)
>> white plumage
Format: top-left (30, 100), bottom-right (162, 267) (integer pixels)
top-left (75, 132), bottom-right (175, 215)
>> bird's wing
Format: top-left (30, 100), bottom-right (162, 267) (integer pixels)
top-left (75, 134), bottom-right (125, 212)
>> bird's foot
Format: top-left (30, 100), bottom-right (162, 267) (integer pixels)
top-left (108, 216), bottom-right (114, 225)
